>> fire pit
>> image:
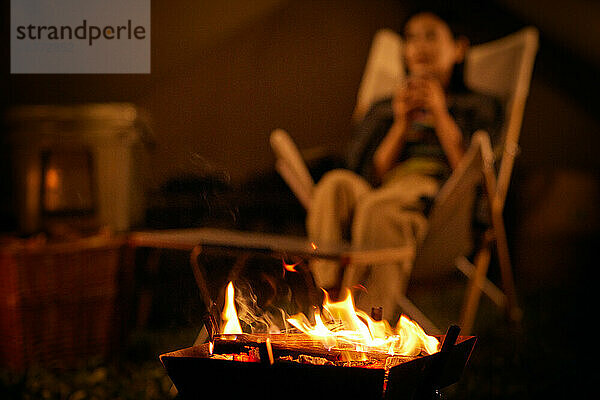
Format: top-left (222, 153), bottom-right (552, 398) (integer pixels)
top-left (160, 282), bottom-right (476, 399)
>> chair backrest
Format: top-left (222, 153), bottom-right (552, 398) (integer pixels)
top-left (353, 29), bottom-right (404, 122)
top-left (273, 27), bottom-right (538, 224)
top-left (464, 27), bottom-right (538, 208)
top-left (354, 27), bottom-right (539, 207)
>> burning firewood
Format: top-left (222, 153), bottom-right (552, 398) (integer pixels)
top-left (211, 333), bottom-right (419, 368)
top-left (207, 280), bottom-right (441, 373)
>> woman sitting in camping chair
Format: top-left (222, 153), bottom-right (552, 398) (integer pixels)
top-left (307, 10), bottom-right (504, 321)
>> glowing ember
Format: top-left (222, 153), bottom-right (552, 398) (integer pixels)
top-left (221, 282), bottom-right (242, 334)
top-left (282, 258), bottom-right (299, 273)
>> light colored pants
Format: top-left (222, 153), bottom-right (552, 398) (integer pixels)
top-left (306, 169), bottom-right (439, 320)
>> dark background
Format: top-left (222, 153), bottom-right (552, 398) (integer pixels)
top-left (1, 0), bottom-right (599, 397)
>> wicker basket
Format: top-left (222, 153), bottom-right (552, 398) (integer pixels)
top-left (0, 235), bottom-right (125, 370)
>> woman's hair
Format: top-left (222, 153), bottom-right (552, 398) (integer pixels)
top-left (401, 6), bottom-right (468, 39)
top-left (401, 8), bottom-right (469, 93)
top-left (448, 55), bottom-right (468, 93)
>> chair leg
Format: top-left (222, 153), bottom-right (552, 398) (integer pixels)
top-left (455, 256), bottom-right (506, 308)
top-left (459, 236), bottom-right (492, 335)
top-left (491, 208), bottom-right (522, 323)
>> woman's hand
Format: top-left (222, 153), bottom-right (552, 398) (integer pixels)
top-left (407, 76), bottom-right (466, 168)
top-left (403, 76), bottom-right (448, 121)
top-left (391, 81), bottom-right (418, 124)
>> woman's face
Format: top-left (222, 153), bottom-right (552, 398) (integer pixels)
top-left (403, 13), bottom-right (465, 85)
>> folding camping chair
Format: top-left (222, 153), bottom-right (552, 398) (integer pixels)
top-left (270, 27), bottom-right (539, 335)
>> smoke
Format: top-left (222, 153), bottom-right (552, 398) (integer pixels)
top-left (233, 280), bottom-right (291, 334)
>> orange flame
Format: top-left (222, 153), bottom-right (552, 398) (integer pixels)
top-left (282, 258), bottom-right (299, 273)
top-left (221, 282), bottom-right (243, 334)
top-left (287, 289), bottom-right (440, 356)
top-left (218, 282), bottom-right (439, 357)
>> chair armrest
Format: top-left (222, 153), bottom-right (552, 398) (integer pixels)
top-left (270, 129), bottom-right (315, 209)
top-left (416, 131), bottom-right (493, 273)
